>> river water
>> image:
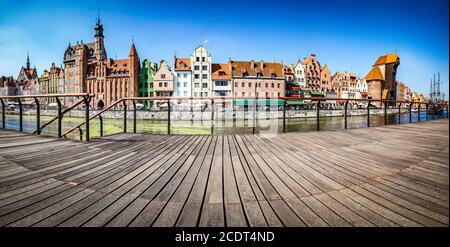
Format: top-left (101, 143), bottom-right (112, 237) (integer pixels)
top-left (1, 110), bottom-right (448, 140)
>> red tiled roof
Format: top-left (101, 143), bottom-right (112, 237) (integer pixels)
top-left (231, 60), bottom-right (284, 78)
top-left (211, 63), bottom-right (231, 80)
top-left (174, 58), bottom-right (191, 71)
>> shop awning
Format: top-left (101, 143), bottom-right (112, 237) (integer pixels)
top-left (310, 91), bottom-right (325, 97)
top-left (233, 99), bottom-right (284, 106)
top-left (286, 100), bottom-right (314, 105)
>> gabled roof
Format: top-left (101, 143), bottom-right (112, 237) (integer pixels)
top-left (174, 58), bottom-right (191, 71)
top-left (374, 54), bottom-right (399, 65)
top-left (365, 66), bottom-right (384, 81)
top-left (129, 43), bottom-right (138, 57)
top-left (230, 60), bottom-right (284, 78)
top-left (211, 63), bottom-right (231, 80)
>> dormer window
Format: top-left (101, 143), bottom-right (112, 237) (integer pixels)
top-left (218, 71), bottom-right (225, 76)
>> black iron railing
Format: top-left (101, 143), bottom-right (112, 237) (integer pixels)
top-left (0, 93), bottom-right (93, 140)
top-left (1, 95), bottom-right (448, 141)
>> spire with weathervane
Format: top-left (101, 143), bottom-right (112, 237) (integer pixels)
top-left (94, 10), bottom-right (107, 61)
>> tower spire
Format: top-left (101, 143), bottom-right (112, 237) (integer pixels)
top-left (26, 50), bottom-right (30, 69)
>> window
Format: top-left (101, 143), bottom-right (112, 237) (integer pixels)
top-left (183, 73), bottom-right (187, 78)
top-left (195, 74), bottom-right (200, 79)
top-left (242, 82), bottom-right (245, 87)
top-left (183, 82), bottom-right (187, 87)
top-left (196, 57), bottom-right (200, 62)
top-left (202, 65), bottom-right (207, 70)
top-left (234, 92), bottom-right (238, 97)
top-left (235, 82), bottom-right (238, 87)
top-left (248, 82), bottom-right (252, 87)
top-left (164, 82), bottom-right (167, 87)
top-left (177, 73), bottom-right (181, 78)
top-left (204, 92), bottom-right (208, 97)
top-left (177, 82), bottom-right (180, 87)
top-left (161, 74), bottom-right (166, 79)
top-left (241, 92), bottom-right (245, 97)
top-left (202, 74), bottom-right (207, 79)
top-left (265, 92), bottom-right (269, 97)
top-left (202, 83), bottom-right (207, 88)
top-left (159, 82), bottom-right (162, 87)
top-left (278, 92), bottom-right (280, 97)
top-left (265, 83), bottom-right (268, 88)
top-left (277, 83), bottom-right (280, 88)
top-left (194, 65), bottom-right (199, 70)
top-left (202, 57), bottom-right (205, 62)
top-left (271, 83), bottom-right (274, 88)
top-left (145, 74), bottom-right (148, 80)
top-left (195, 83), bottom-right (200, 88)
top-left (144, 83), bottom-right (148, 88)
top-left (184, 91), bottom-right (187, 96)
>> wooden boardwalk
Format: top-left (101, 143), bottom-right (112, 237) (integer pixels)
top-left (0, 120), bottom-right (448, 227)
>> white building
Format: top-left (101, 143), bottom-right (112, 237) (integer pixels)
top-left (173, 57), bottom-right (192, 97)
top-left (211, 63), bottom-right (231, 97)
top-left (190, 45), bottom-right (212, 97)
top-left (355, 78), bottom-right (368, 99)
top-left (292, 60), bottom-right (306, 89)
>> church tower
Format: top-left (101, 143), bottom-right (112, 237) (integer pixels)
top-left (128, 40), bottom-right (140, 97)
top-left (94, 16), bottom-right (107, 61)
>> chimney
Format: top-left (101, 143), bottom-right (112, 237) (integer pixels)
top-left (251, 60), bottom-right (254, 69)
top-left (260, 60), bottom-right (264, 70)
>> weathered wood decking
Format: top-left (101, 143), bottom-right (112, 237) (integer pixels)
top-left (0, 120), bottom-right (448, 227)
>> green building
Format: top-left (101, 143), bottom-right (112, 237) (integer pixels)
top-left (138, 59), bottom-right (158, 108)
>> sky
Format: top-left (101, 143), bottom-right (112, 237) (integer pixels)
top-left (0, 0), bottom-right (448, 98)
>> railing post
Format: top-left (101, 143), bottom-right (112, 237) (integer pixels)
top-left (344, 100), bottom-right (348, 129)
top-left (384, 100), bottom-right (387, 125)
top-left (418, 103), bottom-right (421, 122)
top-left (123, 100), bottom-right (127, 133)
top-left (84, 96), bottom-right (90, 141)
top-left (56, 97), bottom-right (62, 138)
top-left (252, 98), bottom-right (256, 134)
top-left (426, 103), bottom-right (428, 121)
top-left (34, 97), bottom-right (40, 134)
top-left (18, 98), bottom-right (23, 132)
top-left (409, 103), bottom-right (412, 123)
top-left (283, 99), bottom-right (286, 133)
top-left (79, 127), bottom-right (83, 141)
top-left (398, 102), bottom-right (401, 124)
top-left (167, 99), bottom-right (171, 134)
top-left (211, 99), bottom-right (214, 135)
top-left (316, 100), bottom-right (320, 131)
top-left (366, 100), bottom-right (370, 128)
top-left (99, 115), bottom-right (103, 137)
top-left (133, 100), bottom-right (137, 134)
top-left (1, 99), bottom-right (5, 129)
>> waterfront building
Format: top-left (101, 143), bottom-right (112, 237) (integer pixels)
top-left (138, 59), bottom-right (158, 108)
top-left (285, 66), bottom-right (299, 98)
top-left (303, 54), bottom-right (321, 92)
top-left (48, 63), bottom-right (64, 104)
top-left (38, 70), bottom-right (50, 103)
top-left (17, 54), bottom-right (39, 97)
top-left (0, 76), bottom-right (16, 98)
top-left (230, 60), bottom-right (285, 108)
top-left (63, 17), bottom-right (140, 108)
top-left (332, 71), bottom-right (356, 99)
top-left (292, 60), bottom-right (306, 89)
top-left (365, 53), bottom-right (400, 107)
top-left (191, 45), bottom-right (212, 97)
top-left (211, 63), bottom-right (232, 97)
top-left (397, 81), bottom-right (406, 102)
top-left (320, 64), bottom-right (332, 92)
top-left (153, 60), bottom-right (174, 100)
top-left (173, 57), bottom-right (192, 97)
top-left (355, 78), bottom-right (368, 99)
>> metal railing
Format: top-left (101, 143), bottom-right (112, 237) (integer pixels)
top-left (61, 96), bottom-right (450, 140)
top-left (1, 95), bottom-right (448, 141)
top-left (0, 93), bottom-right (93, 140)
